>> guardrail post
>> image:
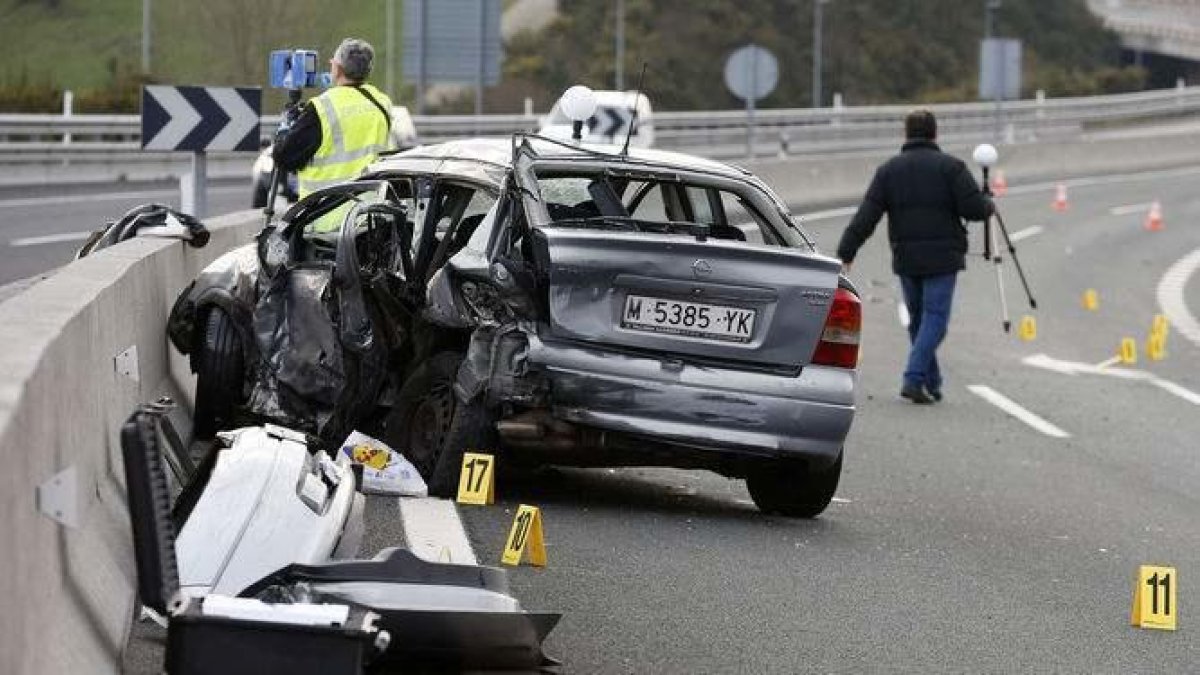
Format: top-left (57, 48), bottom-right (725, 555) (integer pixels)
top-left (62, 91), bottom-right (73, 147)
top-left (181, 151), bottom-right (207, 218)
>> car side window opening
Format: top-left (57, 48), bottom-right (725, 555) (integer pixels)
top-left (420, 182), bottom-right (499, 280)
top-left (715, 189), bottom-right (780, 246)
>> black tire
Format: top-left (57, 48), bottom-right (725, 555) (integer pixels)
top-left (251, 175), bottom-right (270, 209)
top-left (746, 452), bottom-right (843, 518)
top-left (193, 307), bottom-right (245, 439)
top-left (387, 352), bottom-right (498, 497)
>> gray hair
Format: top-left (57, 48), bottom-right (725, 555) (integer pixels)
top-left (333, 38), bottom-right (374, 82)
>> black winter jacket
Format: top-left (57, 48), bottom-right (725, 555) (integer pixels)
top-left (836, 140), bottom-right (992, 277)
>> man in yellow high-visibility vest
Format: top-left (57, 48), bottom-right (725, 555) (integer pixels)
top-left (274, 38), bottom-right (394, 221)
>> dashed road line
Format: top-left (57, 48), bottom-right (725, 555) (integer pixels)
top-left (1156, 248), bottom-right (1200, 349)
top-left (967, 384), bottom-right (1071, 438)
top-left (1003, 165), bottom-right (1200, 196)
top-left (9, 231), bottom-right (93, 247)
top-left (1110, 202), bottom-right (1153, 216)
top-left (1009, 225), bottom-right (1043, 242)
top-left (398, 497), bottom-right (479, 565)
top-left (799, 206), bottom-right (857, 222)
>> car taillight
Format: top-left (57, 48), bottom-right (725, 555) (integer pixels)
top-left (811, 288), bottom-right (861, 369)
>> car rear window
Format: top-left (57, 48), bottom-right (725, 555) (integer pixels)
top-left (535, 174), bottom-right (787, 246)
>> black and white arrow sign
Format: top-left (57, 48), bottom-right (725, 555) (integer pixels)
top-left (141, 86), bottom-right (261, 152)
top-left (587, 106), bottom-right (635, 141)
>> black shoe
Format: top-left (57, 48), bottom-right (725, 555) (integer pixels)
top-left (929, 388), bottom-right (943, 402)
top-left (900, 384), bottom-right (935, 405)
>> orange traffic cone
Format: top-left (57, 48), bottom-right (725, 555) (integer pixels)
top-left (1052, 183), bottom-right (1069, 212)
top-left (991, 170), bottom-right (1008, 197)
top-left (1144, 201), bottom-right (1164, 231)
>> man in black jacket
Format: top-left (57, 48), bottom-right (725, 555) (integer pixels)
top-left (837, 110), bottom-right (992, 404)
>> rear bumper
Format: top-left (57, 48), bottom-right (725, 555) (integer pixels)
top-left (525, 336), bottom-right (856, 465)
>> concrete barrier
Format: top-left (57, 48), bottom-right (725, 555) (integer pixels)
top-left (752, 130), bottom-right (1200, 209)
top-left (2, 126), bottom-right (1200, 673)
top-left (0, 211), bottom-right (261, 673)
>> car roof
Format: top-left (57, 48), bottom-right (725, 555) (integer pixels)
top-left (367, 137), bottom-right (751, 184)
top-left (364, 138), bottom-right (513, 188)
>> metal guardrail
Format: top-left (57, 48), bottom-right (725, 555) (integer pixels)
top-left (2, 85), bottom-right (1200, 161)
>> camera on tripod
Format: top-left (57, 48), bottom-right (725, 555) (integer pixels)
top-left (268, 50), bottom-right (326, 131)
top-left (259, 49), bottom-right (328, 227)
top-left (269, 49), bottom-right (321, 90)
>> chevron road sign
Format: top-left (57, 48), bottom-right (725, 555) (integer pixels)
top-left (141, 85), bottom-right (261, 152)
top-left (586, 106), bottom-right (634, 143)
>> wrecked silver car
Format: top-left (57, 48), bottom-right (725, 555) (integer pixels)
top-left (403, 137), bottom-right (861, 517)
top-left (169, 137), bottom-right (859, 517)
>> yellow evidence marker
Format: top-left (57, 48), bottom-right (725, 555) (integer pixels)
top-left (1119, 338), bottom-right (1138, 365)
top-left (1147, 333), bottom-right (1167, 362)
top-left (1132, 565), bottom-right (1177, 631)
top-left (1018, 315), bottom-right (1037, 341)
top-left (456, 452), bottom-right (495, 505)
top-left (1151, 314), bottom-right (1169, 338)
top-left (1082, 289), bottom-right (1099, 312)
top-left (501, 504), bottom-right (547, 567)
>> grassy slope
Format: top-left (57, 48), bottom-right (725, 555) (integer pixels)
top-left (0, 0), bottom-right (402, 99)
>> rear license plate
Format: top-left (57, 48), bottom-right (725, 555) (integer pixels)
top-left (621, 295), bottom-right (756, 342)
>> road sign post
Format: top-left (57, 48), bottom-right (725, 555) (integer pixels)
top-left (141, 85), bottom-right (261, 219)
top-left (724, 44), bottom-right (779, 160)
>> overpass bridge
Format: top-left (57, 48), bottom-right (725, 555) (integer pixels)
top-left (1089, 0), bottom-right (1200, 62)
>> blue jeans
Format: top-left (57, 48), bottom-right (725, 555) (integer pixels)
top-left (899, 272), bottom-right (957, 392)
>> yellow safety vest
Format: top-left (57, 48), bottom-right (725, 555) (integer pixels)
top-left (298, 83), bottom-right (394, 199)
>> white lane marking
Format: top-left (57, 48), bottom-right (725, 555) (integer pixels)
top-left (1095, 356), bottom-right (1122, 370)
top-left (1009, 225), bottom-right (1043, 242)
top-left (1024, 353), bottom-right (1200, 407)
top-left (9, 231), bottom-right (92, 247)
top-left (1156, 248), bottom-right (1200, 349)
top-left (802, 166), bottom-right (1200, 223)
top-left (897, 301), bottom-right (910, 328)
top-left (967, 384), bottom-right (1071, 438)
top-left (398, 497), bottom-right (478, 565)
top-left (1004, 165), bottom-right (1200, 196)
top-left (0, 185), bottom-right (243, 209)
top-left (1110, 202), bottom-right (1154, 216)
top-left (799, 206), bottom-right (857, 221)
top-left (1151, 379), bottom-right (1200, 406)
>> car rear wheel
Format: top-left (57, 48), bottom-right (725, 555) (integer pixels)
top-left (388, 352), bottom-right (498, 497)
top-left (746, 452), bottom-right (842, 518)
top-left (193, 307), bottom-right (245, 439)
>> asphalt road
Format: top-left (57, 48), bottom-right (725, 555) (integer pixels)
top-left (0, 179), bottom-right (255, 286)
top-left (442, 167), bottom-right (1200, 672)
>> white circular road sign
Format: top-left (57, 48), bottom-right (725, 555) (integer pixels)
top-left (724, 44), bottom-right (779, 102)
